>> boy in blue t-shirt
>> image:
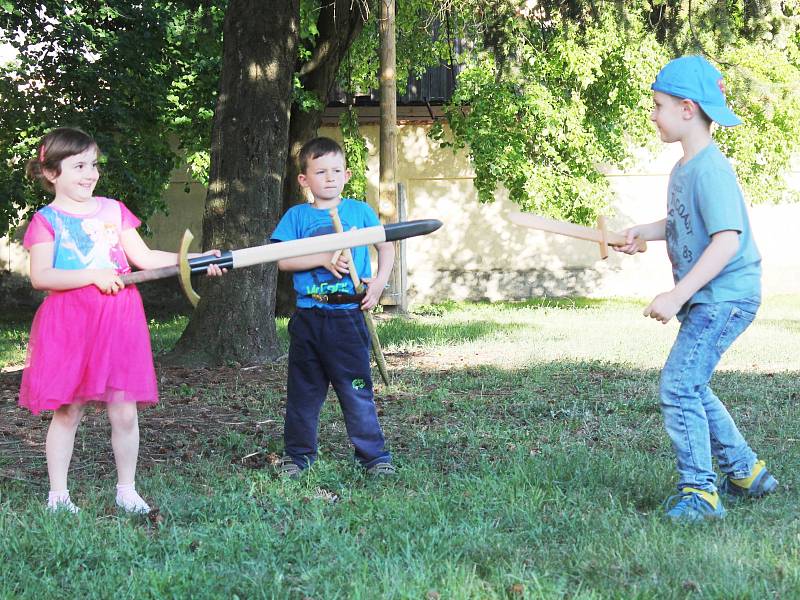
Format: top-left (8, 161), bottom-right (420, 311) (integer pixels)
top-left (271, 137), bottom-right (395, 477)
top-left (617, 56), bottom-right (777, 522)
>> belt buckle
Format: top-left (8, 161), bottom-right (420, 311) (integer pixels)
top-left (311, 294), bottom-right (329, 303)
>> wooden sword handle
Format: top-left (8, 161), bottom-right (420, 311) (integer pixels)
top-left (606, 232), bottom-right (647, 253)
top-left (328, 206), bottom-right (391, 386)
top-left (330, 248), bottom-right (343, 266)
top-left (328, 210), bottom-right (362, 286)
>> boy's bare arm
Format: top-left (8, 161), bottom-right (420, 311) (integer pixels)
top-left (644, 229), bottom-right (740, 323)
top-left (361, 241), bottom-right (395, 310)
top-left (278, 252), bottom-right (348, 279)
top-left (636, 218), bottom-right (667, 241)
top-left (616, 219), bottom-right (667, 254)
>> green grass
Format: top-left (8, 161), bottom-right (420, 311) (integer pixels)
top-left (0, 309), bottom-right (35, 370)
top-left (1, 296), bottom-right (799, 599)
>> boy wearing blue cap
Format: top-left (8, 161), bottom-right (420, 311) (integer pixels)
top-left (617, 55), bottom-right (777, 522)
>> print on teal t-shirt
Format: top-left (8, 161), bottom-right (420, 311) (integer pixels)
top-left (270, 198), bottom-right (380, 309)
top-left (665, 143), bottom-right (761, 317)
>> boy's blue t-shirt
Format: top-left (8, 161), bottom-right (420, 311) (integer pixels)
top-left (666, 142), bottom-right (761, 317)
top-left (270, 198), bottom-right (379, 309)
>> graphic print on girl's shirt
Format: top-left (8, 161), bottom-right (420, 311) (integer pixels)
top-left (30, 198), bottom-right (134, 273)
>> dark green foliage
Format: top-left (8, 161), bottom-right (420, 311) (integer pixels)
top-left (421, 0), bottom-right (800, 222)
top-left (340, 107), bottom-right (369, 200)
top-left (0, 1), bottom-right (223, 233)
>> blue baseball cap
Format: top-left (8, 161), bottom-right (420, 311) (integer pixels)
top-left (651, 55), bottom-right (742, 127)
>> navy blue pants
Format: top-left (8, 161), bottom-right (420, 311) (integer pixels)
top-left (284, 308), bottom-right (390, 469)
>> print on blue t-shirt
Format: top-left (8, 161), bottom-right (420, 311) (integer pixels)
top-left (270, 198), bottom-right (380, 309)
top-left (665, 143), bottom-right (761, 318)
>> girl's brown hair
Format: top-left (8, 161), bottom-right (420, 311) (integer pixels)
top-left (25, 127), bottom-right (99, 194)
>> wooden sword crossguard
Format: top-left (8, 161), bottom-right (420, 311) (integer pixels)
top-left (597, 215), bottom-right (609, 260)
top-left (507, 212), bottom-right (646, 259)
top-left (118, 228), bottom-right (203, 306)
top-left (178, 230), bottom-right (201, 306)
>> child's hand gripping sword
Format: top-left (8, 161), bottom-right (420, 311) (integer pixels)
top-left (507, 212), bottom-right (647, 259)
top-left (328, 206), bottom-right (391, 386)
top-left (120, 220), bottom-right (443, 308)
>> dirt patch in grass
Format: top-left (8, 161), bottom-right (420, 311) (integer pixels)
top-left (0, 363), bottom-right (291, 485)
top-left (0, 358), bottom-right (423, 486)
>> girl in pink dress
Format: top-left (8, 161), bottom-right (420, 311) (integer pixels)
top-left (21, 127), bottom-right (225, 514)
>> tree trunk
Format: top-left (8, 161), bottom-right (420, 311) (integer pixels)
top-left (276, 0), bottom-right (371, 316)
top-left (167, 0), bottom-right (299, 366)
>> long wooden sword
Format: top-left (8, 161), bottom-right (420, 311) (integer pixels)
top-left (121, 219), bottom-right (443, 306)
top-left (507, 212), bottom-right (646, 259)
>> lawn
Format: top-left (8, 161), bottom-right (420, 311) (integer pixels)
top-left (1, 296), bottom-right (798, 599)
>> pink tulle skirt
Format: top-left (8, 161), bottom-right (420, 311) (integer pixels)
top-left (19, 285), bottom-right (158, 415)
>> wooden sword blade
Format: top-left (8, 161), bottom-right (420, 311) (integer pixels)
top-left (507, 212), bottom-right (627, 246)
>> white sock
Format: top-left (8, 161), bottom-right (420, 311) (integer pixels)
top-left (47, 489), bottom-right (79, 513)
top-left (115, 482), bottom-right (150, 514)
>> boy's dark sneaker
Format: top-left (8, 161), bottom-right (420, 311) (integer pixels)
top-left (719, 460), bottom-right (778, 498)
top-left (277, 455), bottom-right (302, 478)
top-left (366, 462), bottom-right (396, 477)
top-left (664, 487), bottom-right (726, 523)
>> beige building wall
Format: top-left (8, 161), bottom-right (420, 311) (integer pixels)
top-left (3, 124), bottom-right (799, 305)
top-left (326, 123), bottom-right (800, 304)
top-left (146, 181), bottom-right (207, 254)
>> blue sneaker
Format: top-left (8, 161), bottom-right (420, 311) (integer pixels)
top-left (719, 460), bottom-right (778, 498)
top-left (664, 488), bottom-right (726, 523)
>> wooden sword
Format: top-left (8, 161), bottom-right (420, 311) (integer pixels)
top-left (328, 206), bottom-right (391, 386)
top-left (507, 212), bottom-right (646, 259)
top-left (121, 219), bottom-right (443, 306)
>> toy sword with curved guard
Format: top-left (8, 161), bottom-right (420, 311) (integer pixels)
top-left (328, 206), bottom-right (391, 386)
top-left (121, 219), bottom-right (443, 306)
top-left (507, 212), bottom-right (646, 259)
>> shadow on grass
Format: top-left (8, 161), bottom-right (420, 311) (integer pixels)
top-left (377, 318), bottom-right (519, 346)
top-left (410, 297), bottom-right (623, 316)
top-left (2, 293), bottom-right (799, 599)
top-left (3, 356), bottom-right (796, 488)
top-left (0, 296), bottom-right (647, 368)
top-left (382, 360), bottom-right (799, 453)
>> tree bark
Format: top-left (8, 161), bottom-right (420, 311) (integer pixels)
top-left (167, 0), bottom-right (299, 365)
top-left (276, 0), bottom-right (371, 316)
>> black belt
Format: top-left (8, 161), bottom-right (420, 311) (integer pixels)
top-left (310, 292), bottom-right (365, 305)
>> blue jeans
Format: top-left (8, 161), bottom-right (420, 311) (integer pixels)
top-left (660, 300), bottom-right (760, 492)
top-left (284, 308), bottom-right (390, 469)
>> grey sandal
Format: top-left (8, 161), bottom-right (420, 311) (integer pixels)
top-left (366, 462), bottom-right (396, 476)
top-left (278, 455), bottom-right (301, 478)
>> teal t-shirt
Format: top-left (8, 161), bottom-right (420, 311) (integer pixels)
top-left (665, 142), bottom-right (761, 317)
top-left (270, 198), bottom-right (379, 309)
